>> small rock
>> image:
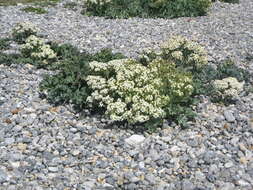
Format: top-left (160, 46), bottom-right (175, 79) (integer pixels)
top-left (236, 179), bottom-right (250, 187)
top-left (48, 167), bottom-right (59, 172)
top-left (215, 115), bottom-right (225, 122)
top-left (125, 135), bottom-right (145, 146)
top-left (219, 182), bottom-right (235, 190)
top-left (0, 169), bottom-right (8, 183)
top-left (181, 179), bottom-right (195, 190)
top-left (5, 137), bottom-right (15, 145)
top-left (224, 110), bottom-right (235, 122)
top-left (17, 143), bottom-right (27, 151)
top-left (71, 150), bottom-right (80, 156)
top-left (224, 161), bottom-right (233, 168)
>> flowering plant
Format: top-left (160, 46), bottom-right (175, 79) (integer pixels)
top-left (86, 58), bottom-right (193, 124)
top-left (21, 35), bottom-right (56, 64)
top-left (12, 22), bottom-right (38, 43)
top-left (212, 77), bottom-right (244, 101)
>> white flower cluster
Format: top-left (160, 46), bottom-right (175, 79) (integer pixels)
top-left (12, 22), bottom-right (38, 40)
top-left (87, 59), bottom-right (171, 123)
top-left (21, 35), bottom-right (56, 61)
top-left (86, 58), bottom-right (193, 124)
top-left (161, 35), bottom-right (208, 67)
top-left (84, 0), bottom-right (111, 5)
top-left (213, 77), bottom-right (244, 98)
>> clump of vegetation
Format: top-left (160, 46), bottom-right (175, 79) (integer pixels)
top-left (219, 0), bottom-right (239, 4)
top-left (21, 35), bottom-right (56, 67)
top-left (82, 0), bottom-right (212, 19)
top-left (12, 22), bottom-right (38, 43)
top-left (1, 23), bottom-right (251, 130)
top-left (22, 6), bottom-right (48, 14)
top-left (63, 2), bottom-right (78, 10)
top-left (86, 58), bottom-right (193, 125)
top-left (0, 0), bottom-right (60, 6)
top-left (40, 44), bottom-right (126, 108)
top-left (0, 38), bottom-right (11, 50)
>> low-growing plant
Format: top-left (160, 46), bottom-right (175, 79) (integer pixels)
top-left (0, 38), bottom-right (11, 50)
top-left (212, 77), bottom-right (244, 103)
top-left (12, 22), bottom-right (38, 43)
top-left (21, 35), bottom-right (56, 67)
top-left (0, 0), bottom-right (60, 6)
top-left (82, 0), bottom-right (212, 19)
top-left (38, 34), bottom-right (251, 129)
top-left (86, 58), bottom-right (194, 126)
top-left (219, 0), bottom-right (239, 3)
top-left (0, 52), bottom-right (35, 66)
top-left (63, 2), bottom-right (78, 10)
top-left (140, 35), bottom-right (208, 72)
top-left (22, 6), bottom-right (48, 14)
top-left (39, 43), bottom-right (126, 108)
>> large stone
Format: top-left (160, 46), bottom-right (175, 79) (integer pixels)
top-left (125, 135), bottom-right (145, 146)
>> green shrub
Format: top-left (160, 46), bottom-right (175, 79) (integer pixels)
top-left (82, 0), bottom-right (212, 19)
top-left (21, 35), bottom-right (56, 68)
top-left (212, 77), bottom-right (244, 102)
top-left (0, 38), bottom-right (11, 50)
top-left (219, 0), bottom-right (239, 3)
top-left (63, 2), bottom-right (78, 10)
top-left (86, 58), bottom-right (194, 125)
top-left (39, 35), bottom-right (251, 129)
top-left (140, 35), bottom-right (208, 72)
top-left (22, 6), bottom-right (48, 14)
top-left (191, 59), bottom-right (251, 104)
top-left (39, 44), bottom-right (126, 108)
top-left (12, 22), bottom-right (38, 43)
top-left (0, 52), bottom-right (36, 66)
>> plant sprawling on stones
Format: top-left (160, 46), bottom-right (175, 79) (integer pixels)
top-left (86, 58), bottom-right (193, 124)
top-left (39, 43), bottom-right (126, 108)
top-left (212, 77), bottom-right (244, 101)
top-left (82, 0), bottom-right (212, 19)
top-left (1, 22), bottom-right (251, 129)
top-left (12, 22), bottom-right (38, 43)
top-left (21, 35), bottom-right (56, 67)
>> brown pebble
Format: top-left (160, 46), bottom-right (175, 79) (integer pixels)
top-left (4, 118), bottom-right (12, 124)
top-left (11, 108), bottom-right (21, 114)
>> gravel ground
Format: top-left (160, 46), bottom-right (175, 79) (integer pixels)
top-left (0, 0), bottom-right (253, 189)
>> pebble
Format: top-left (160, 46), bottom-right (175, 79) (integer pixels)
top-left (125, 135), bottom-right (145, 146)
top-left (224, 110), bottom-right (236, 122)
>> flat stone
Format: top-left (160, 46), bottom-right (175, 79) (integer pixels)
top-left (5, 137), bottom-right (15, 145)
top-left (71, 150), bottom-right (80, 156)
top-left (125, 135), bottom-right (145, 146)
top-left (181, 179), bottom-right (195, 190)
top-left (0, 169), bottom-right (8, 183)
top-left (48, 167), bottom-right (59, 172)
top-left (224, 110), bottom-right (235, 122)
top-left (224, 161), bottom-right (233, 168)
top-left (219, 182), bottom-right (235, 190)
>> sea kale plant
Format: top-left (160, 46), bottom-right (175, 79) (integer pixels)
top-left (82, 0), bottom-right (212, 19)
top-left (21, 35), bottom-right (56, 67)
top-left (12, 22), bottom-right (38, 43)
top-left (86, 57), bottom-right (194, 126)
top-left (212, 77), bottom-right (244, 102)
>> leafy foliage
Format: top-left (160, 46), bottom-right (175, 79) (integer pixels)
top-left (82, 0), bottom-right (212, 19)
top-left (0, 38), bottom-right (11, 50)
top-left (86, 58), bottom-right (194, 126)
top-left (22, 6), bottom-right (48, 14)
top-left (0, 52), bottom-right (35, 66)
top-left (39, 43), bottom-right (126, 109)
top-left (12, 22), bottom-right (38, 43)
top-left (219, 0), bottom-right (239, 3)
top-left (63, 2), bottom-right (78, 10)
